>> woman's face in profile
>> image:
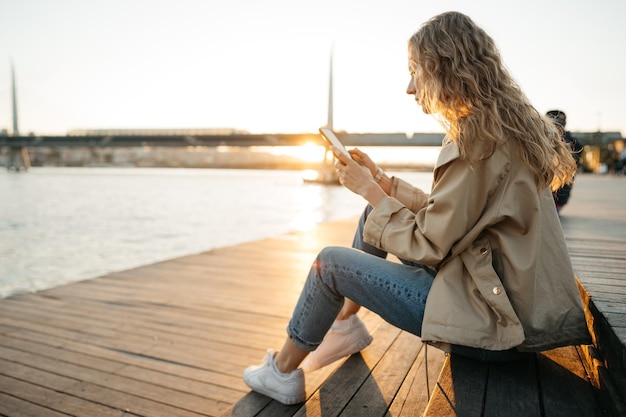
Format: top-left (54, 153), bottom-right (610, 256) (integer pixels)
top-left (406, 60), bottom-right (429, 114)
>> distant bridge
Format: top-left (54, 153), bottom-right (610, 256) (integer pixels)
top-left (0, 132), bottom-right (446, 149)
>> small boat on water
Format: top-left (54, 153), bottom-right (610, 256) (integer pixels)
top-left (302, 147), bottom-right (341, 185)
top-left (302, 167), bottom-right (340, 185)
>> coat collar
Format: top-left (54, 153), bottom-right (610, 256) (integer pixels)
top-left (435, 137), bottom-right (461, 169)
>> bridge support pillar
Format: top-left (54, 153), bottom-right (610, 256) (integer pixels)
top-left (7, 146), bottom-right (31, 171)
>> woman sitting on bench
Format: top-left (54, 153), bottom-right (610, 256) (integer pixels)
top-left (242, 11), bottom-right (591, 405)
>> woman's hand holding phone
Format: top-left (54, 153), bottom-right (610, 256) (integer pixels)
top-left (334, 148), bottom-right (386, 207)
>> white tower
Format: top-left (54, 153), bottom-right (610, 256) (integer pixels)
top-left (11, 60), bottom-right (19, 137)
top-left (326, 49), bottom-right (334, 130)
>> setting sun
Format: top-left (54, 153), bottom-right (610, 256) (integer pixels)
top-left (267, 143), bottom-right (327, 163)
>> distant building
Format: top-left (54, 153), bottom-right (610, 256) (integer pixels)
top-left (66, 128), bottom-right (248, 137)
top-left (571, 131), bottom-right (624, 173)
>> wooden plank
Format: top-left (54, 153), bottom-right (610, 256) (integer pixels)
top-left (0, 336), bottom-right (242, 405)
top-left (0, 392), bottom-right (78, 417)
top-left (339, 331), bottom-right (424, 416)
top-left (2, 327), bottom-right (245, 393)
top-left (538, 347), bottom-right (604, 417)
top-left (0, 313), bottom-right (253, 380)
top-left (422, 354), bottom-right (488, 417)
top-left (384, 344), bottom-right (446, 417)
top-left (0, 347), bottom-right (226, 416)
top-left (424, 350), bottom-right (605, 417)
top-left (0, 366), bottom-right (152, 417)
top-left (482, 354), bottom-right (540, 417)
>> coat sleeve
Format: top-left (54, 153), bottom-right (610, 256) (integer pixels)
top-left (389, 176), bottom-right (430, 213)
top-left (363, 141), bottom-right (500, 266)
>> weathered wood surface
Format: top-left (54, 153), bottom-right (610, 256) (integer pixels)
top-left (424, 347), bottom-right (604, 417)
top-left (561, 174), bottom-right (626, 416)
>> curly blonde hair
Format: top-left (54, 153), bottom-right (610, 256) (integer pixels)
top-left (409, 11), bottom-right (576, 191)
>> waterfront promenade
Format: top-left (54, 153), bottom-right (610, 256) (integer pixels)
top-left (0, 173), bottom-right (624, 416)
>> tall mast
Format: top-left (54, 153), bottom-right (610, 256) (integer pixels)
top-left (326, 48), bottom-right (334, 130)
top-left (11, 60), bottom-right (19, 136)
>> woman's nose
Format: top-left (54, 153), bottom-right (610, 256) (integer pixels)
top-left (406, 79), bottom-right (416, 95)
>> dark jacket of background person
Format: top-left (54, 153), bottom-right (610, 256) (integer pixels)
top-left (546, 110), bottom-right (583, 209)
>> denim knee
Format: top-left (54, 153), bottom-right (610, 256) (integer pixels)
top-left (285, 247), bottom-right (348, 351)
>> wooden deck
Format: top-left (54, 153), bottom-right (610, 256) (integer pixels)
top-left (559, 174), bottom-right (626, 416)
top-left (0, 173), bottom-right (624, 416)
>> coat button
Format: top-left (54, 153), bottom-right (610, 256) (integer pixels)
top-left (480, 247), bottom-right (488, 255)
top-left (492, 287), bottom-right (502, 295)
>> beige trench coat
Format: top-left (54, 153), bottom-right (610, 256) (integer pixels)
top-left (363, 139), bottom-right (591, 352)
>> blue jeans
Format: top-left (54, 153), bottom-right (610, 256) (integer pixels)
top-left (287, 205), bottom-right (436, 351)
top-left (286, 205), bottom-right (525, 362)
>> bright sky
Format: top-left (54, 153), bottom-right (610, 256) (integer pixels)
top-left (1, 0), bottom-right (625, 136)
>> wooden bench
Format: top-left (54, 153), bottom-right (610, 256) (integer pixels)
top-left (568, 239), bottom-right (626, 417)
top-left (423, 346), bottom-right (603, 417)
top-left (422, 279), bottom-right (626, 417)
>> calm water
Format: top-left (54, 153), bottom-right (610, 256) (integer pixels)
top-left (0, 167), bottom-right (433, 299)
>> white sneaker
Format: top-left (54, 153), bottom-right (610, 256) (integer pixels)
top-left (243, 349), bottom-right (306, 405)
top-left (301, 314), bottom-right (373, 372)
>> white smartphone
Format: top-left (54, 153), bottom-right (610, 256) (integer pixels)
top-left (319, 128), bottom-right (352, 159)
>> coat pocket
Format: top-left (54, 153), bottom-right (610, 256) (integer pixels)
top-left (459, 237), bottom-right (525, 346)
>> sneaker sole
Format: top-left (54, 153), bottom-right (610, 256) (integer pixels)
top-left (243, 375), bottom-right (305, 405)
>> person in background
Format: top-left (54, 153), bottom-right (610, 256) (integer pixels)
top-left (546, 110), bottom-right (583, 212)
top-left (617, 148), bottom-right (626, 175)
top-left (242, 12), bottom-right (590, 405)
